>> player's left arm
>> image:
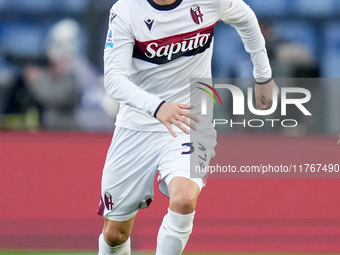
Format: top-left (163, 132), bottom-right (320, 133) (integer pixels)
top-left (220, 0), bottom-right (279, 109)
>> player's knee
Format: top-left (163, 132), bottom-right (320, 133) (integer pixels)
top-left (170, 192), bottom-right (198, 214)
top-left (103, 227), bottom-right (129, 247)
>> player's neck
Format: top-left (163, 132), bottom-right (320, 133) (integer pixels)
top-left (152, 0), bottom-right (176, 5)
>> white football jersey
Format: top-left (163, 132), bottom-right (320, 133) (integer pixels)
top-left (104, 0), bottom-right (272, 132)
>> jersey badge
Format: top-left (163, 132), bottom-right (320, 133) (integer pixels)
top-left (105, 29), bottom-right (113, 49)
top-left (104, 192), bottom-right (114, 210)
top-left (144, 19), bottom-right (154, 31)
top-left (190, 4), bottom-right (203, 25)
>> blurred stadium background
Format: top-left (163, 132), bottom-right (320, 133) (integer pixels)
top-left (0, 0), bottom-right (340, 254)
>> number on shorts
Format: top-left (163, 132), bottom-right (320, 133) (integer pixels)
top-left (181, 142), bottom-right (194, 155)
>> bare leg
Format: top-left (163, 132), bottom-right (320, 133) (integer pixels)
top-left (156, 177), bottom-right (200, 255)
top-left (99, 216), bottom-right (136, 255)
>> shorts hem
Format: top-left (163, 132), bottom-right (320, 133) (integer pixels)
top-left (103, 210), bottom-right (138, 222)
top-left (158, 170), bottom-right (205, 197)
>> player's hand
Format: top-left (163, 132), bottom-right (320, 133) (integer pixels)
top-left (155, 102), bottom-right (199, 137)
top-left (337, 133), bottom-right (340, 145)
top-left (255, 79), bottom-right (279, 110)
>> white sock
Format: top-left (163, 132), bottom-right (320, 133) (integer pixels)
top-left (98, 233), bottom-right (131, 255)
top-left (156, 208), bottom-right (195, 255)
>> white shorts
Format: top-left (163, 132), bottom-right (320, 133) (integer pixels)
top-left (97, 127), bottom-right (216, 221)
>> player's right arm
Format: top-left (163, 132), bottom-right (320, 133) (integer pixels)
top-left (103, 8), bottom-right (163, 117)
top-left (104, 6), bottom-right (197, 137)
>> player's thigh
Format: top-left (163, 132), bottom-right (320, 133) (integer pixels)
top-left (158, 130), bottom-right (217, 197)
top-left (99, 128), bottom-right (160, 221)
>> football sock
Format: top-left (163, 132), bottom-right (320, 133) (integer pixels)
top-left (98, 233), bottom-right (131, 255)
top-left (156, 208), bottom-right (195, 255)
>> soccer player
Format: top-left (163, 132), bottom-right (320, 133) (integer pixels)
top-left (98, 0), bottom-right (278, 254)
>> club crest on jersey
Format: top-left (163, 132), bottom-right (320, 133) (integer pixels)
top-left (190, 5), bottom-right (203, 25)
top-left (104, 192), bottom-right (114, 210)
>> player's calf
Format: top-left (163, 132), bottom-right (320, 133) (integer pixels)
top-left (156, 177), bottom-right (200, 255)
top-left (156, 209), bottom-right (195, 255)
